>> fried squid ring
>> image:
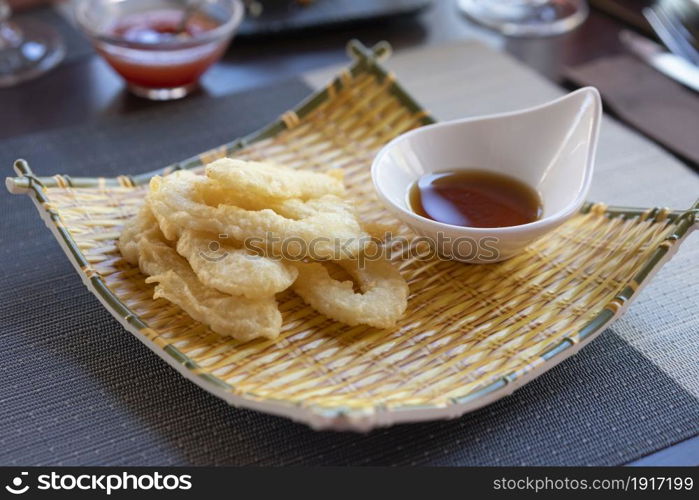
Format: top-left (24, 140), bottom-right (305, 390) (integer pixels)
top-left (175, 229), bottom-right (298, 299)
top-left (291, 258), bottom-right (409, 329)
top-left (205, 158), bottom-right (344, 208)
top-left (148, 170), bottom-right (370, 259)
top-left (118, 204), bottom-right (153, 266)
top-left (118, 204), bottom-right (282, 341)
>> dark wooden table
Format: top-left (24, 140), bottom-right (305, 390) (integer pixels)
top-left (1, 0), bottom-right (696, 466)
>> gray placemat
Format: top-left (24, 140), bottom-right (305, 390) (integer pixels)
top-left (1, 77), bottom-right (698, 466)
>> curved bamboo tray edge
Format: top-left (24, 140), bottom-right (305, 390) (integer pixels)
top-left (5, 40), bottom-right (699, 431)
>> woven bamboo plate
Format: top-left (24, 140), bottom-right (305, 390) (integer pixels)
top-left (6, 41), bottom-right (698, 431)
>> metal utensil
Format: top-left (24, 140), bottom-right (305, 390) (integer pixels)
top-left (643, 4), bottom-right (699, 65)
top-left (620, 29), bottom-right (699, 92)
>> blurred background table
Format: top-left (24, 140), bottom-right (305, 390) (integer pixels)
top-left (0, 0), bottom-right (687, 146)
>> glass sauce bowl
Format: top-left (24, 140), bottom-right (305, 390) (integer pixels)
top-left (75, 0), bottom-right (244, 100)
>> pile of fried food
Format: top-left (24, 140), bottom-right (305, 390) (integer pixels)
top-left (118, 159), bottom-right (409, 342)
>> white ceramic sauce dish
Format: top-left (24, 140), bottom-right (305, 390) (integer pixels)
top-left (372, 87), bottom-right (602, 263)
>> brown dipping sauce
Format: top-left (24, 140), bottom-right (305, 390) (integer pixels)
top-left (409, 170), bottom-right (543, 228)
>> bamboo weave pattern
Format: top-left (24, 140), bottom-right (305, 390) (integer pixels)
top-left (32, 63), bottom-right (689, 414)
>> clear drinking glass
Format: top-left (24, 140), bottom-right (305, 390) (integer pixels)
top-left (0, 0), bottom-right (65, 87)
top-left (458, 0), bottom-right (589, 37)
top-left (75, 0), bottom-right (244, 100)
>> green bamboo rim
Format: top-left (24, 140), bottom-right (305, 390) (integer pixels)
top-left (5, 40), bottom-right (699, 422)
